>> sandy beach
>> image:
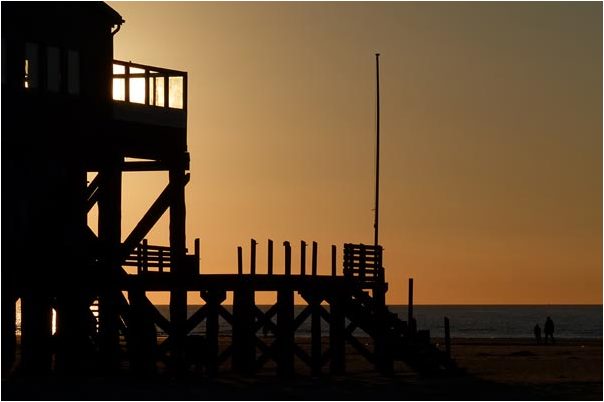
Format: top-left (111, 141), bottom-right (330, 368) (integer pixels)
top-left (2, 337), bottom-right (601, 400)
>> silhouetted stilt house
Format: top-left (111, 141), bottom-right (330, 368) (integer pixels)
top-left (2, 2), bottom-right (453, 378)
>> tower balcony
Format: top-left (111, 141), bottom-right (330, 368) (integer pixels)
top-left (112, 60), bottom-right (187, 129)
top-left (110, 60), bottom-right (188, 160)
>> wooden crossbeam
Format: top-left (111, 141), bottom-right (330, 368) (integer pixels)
top-left (218, 305), bottom-right (233, 325)
top-left (254, 336), bottom-right (276, 370)
top-left (122, 161), bottom-right (169, 172)
top-left (253, 305), bottom-right (278, 333)
top-left (319, 305), bottom-right (332, 324)
top-left (140, 296), bottom-right (171, 334)
top-left (85, 173), bottom-right (101, 212)
top-left (293, 305), bottom-right (312, 331)
top-left (293, 344), bottom-right (312, 367)
top-left (345, 332), bottom-right (375, 364)
top-left (218, 344), bottom-right (233, 364)
top-left (121, 173), bottom-right (190, 260)
top-left (321, 348), bottom-right (332, 368)
top-left (184, 305), bottom-right (208, 334)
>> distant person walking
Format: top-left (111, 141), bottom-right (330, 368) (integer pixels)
top-left (533, 324), bottom-right (542, 344)
top-left (544, 317), bottom-right (555, 344)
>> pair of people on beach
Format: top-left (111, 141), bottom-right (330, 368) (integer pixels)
top-left (534, 317), bottom-right (555, 344)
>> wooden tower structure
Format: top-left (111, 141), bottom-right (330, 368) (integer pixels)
top-left (2, 2), bottom-right (454, 378)
top-left (2, 2), bottom-right (192, 374)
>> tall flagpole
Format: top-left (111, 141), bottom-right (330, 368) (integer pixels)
top-left (374, 53), bottom-right (380, 247)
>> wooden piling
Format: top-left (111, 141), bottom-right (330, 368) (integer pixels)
top-left (277, 287), bottom-right (294, 377)
top-left (237, 246), bottom-right (243, 275)
top-left (98, 163), bottom-right (122, 371)
top-left (194, 238), bottom-right (200, 274)
top-left (169, 167), bottom-right (188, 373)
top-left (300, 240), bottom-right (306, 276)
top-left (284, 241), bottom-right (291, 276)
top-left (267, 239), bottom-right (273, 275)
top-left (329, 290), bottom-right (345, 375)
top-left (310, 292), bottom-right (322, 376)
top-left (311, 241), bottom-right (318, 276)
top-left (373, 282), bottom-right (393, 375)
top-left (250, 239), bottom-right (257, 276)
top-left (233, 284), bottom-right (255, 375)
top-left (331, 245), bottom-right (337, 277)
top-left (203, 290), bottom-right (224, 376)
top-left (444, 316), bottom-right (451, 358)
top-left (408, 277), bottom-right (414, 329)
top-left (20, 292), bottom-right (53, 374)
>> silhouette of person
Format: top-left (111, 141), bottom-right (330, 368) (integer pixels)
top-left (544, 316), bottom-right (555, 344)
top-left (533, 324), bottom-right (542, 344)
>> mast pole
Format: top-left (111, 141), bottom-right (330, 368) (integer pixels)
top-left (374, 53), bottom-right (381, 247)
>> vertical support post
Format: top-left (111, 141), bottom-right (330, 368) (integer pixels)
top-left (163, 73), bottom-right (169, 109)
top-left (1, 291), bottom-right (16, 372)
top-left (250, 239), bottom-right (257, 276)
top-left (98, 160), bottom-right (122, 372)
top-left (373, 282), bottom-right (393, 375)
top-left (232, 285), bottom-right (255, 376)
top-left (237, 246), bottom-right (243, 275)
top-left (125, 64), bottom-right (130, 102)
top-left (359, 244), bottom-right (366, 281)
top-left (144, 68), bottom-right (150, 105)
top-left (329, 289), bottom-right (345, 375)
top-left (169, 167), bottom-right (187, 373)
top-left (137, 244), bottom-right (142, 275)
top-left (408, 277), bottom-right (414, 335)
top-left (194, 238), bottom-right (201, 274)
top-left (203, 290), bottom-right (225, 376)
top-left (277, 287), bottom-right (294, 377)
top-left (20, 293), bottom-right (53, 374)
top-left (159, 248), bottom-right (164, 273)
top-left (310, 292), bottom-right (322, 377)
top-left (267, 239), bottom-right (273, 275)
top-left (142, 239), bottom-right (148, 273)
top-left (311, 241), bottom-right (318, 277)
top-left (331, 245), bottom-right (337, 277)
top-left (444, 316), bottom-right (451, 359)
top-left (284, 241), bottom-right (291, 276)
top-left (300, 240), bottom-right (306, 276)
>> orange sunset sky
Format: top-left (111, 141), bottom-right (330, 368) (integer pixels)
top-left (104, 2), bottom-right (602, 305)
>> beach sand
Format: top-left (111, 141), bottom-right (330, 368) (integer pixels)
top-left (2, 337), bottom-right (602, 400)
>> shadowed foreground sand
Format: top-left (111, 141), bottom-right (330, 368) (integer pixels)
top-left (2, 338), bottom-right (602, 400)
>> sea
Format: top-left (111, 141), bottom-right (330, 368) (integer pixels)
top-left (15, 303), bottom-right (603, 339)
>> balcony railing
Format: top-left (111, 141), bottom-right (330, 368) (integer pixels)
top-left (112, 60), bottom-right (187, 128)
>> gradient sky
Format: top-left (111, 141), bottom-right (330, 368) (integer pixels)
top-left (105, 2), bottom-right (602, 305)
